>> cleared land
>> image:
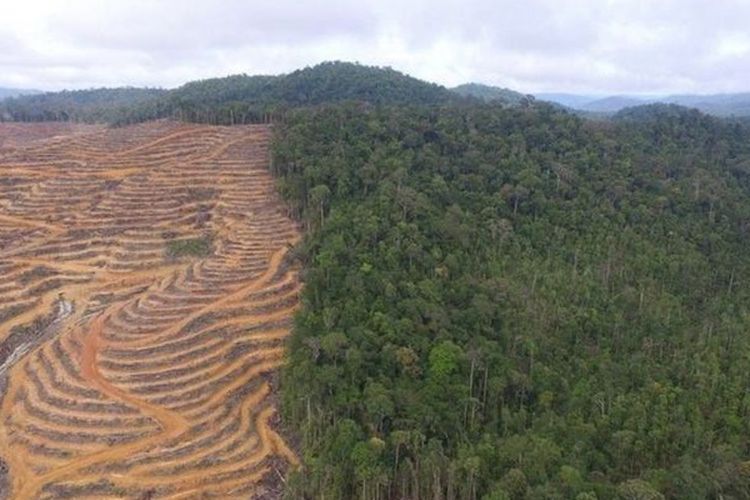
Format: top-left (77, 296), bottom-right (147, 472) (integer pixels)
top-left (0, 121), bottom-right (300, 499)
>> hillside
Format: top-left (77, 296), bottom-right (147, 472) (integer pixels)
top-left (0, 87), bottom-right (40, 100)
top-left (451, 83), bottom-right (531, 105)
top-left (612, 102), bottom-right (704, 122)
top-left (275, 102), bottom-right (750, 499)
top-left (579, 95), bottom-right (648, 113)
top-left (539, 92), bottom-right (750, 117)
top-left (535, 93), bottom-right (599, 108)
top-left (0, 121), bottom-right (299, 497)
top-left (665, 93), bottom-right (750, 117)
top-left (164, 61), bottom-right (458, 124)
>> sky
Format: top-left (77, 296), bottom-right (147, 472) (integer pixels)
top-left (1, 0), bottom-right (749, 95)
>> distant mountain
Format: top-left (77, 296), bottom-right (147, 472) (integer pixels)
top-left (534, 93), bottom-right (599, 109)
top-left (450, 83), bottom-right (530, 105)
top-left (533, 93), bottom-right (654, 114)
top-left (0, 87), bottom-right (41, 100)
top-left (613, 102), bottom-right (703, 123)
top-left (153, 61), bottom-right (458, 124)
top-left (158, 61), bottom-right (462, 123)
top-left (276, 62), bottom-right (454, 105)
top-left (169, 61), bottom-right (455, 111)
top-left (664, 93), bottom-right (750, 117)
top-left (537, 92), bottom-right (750, 117)
top-left (580, 96), bottom-right (651, 113)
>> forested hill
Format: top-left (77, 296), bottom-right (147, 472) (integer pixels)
top-left (0, 87), bottom-right (40, 100)
top-left (539, 92), bottom-right (750, 118)
top-left (613, 102), bottom-right (729, 125)
top-left (165, 62), bottom-right (456, 123)
top-left (451, 83), bottom-right (532, 106)
top-left (172, 62), bottom-right (452, 107)
top-left (0, 62), bottom-right (461, 124)
top-left (275, 101), bottom-right (750, 499)
top-left (0, 87), bottom-right (167, 123)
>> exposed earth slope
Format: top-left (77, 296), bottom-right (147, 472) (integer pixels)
top-left (0, 121), bottom-right (300, 499)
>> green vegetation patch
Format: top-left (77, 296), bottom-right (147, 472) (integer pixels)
top-left (165, 235), bottom-right (213, 259)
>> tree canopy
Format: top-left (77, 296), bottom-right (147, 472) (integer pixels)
top-left (274, 101), bottom-right (750, 499)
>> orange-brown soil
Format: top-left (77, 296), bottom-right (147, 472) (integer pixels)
top-left (0, 121), bottom-right (301, 499)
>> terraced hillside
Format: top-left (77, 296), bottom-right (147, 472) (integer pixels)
top-left (0, 121), bottom-right (301, 499)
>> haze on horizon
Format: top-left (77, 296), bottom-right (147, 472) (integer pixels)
top-left (1, 0), bottom-right (748, 96)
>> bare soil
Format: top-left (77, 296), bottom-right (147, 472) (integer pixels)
top-left (0, 121), bottom-right (301, 499)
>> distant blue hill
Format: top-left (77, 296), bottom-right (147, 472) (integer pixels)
top-left (664, 93), bottom-right (750, 117)
top-left (0, 87), bottom-right (41, 101)
top-left (534, 93), bottom-right (600, 109)
top-left (536, 92), bottom-right (750, 117)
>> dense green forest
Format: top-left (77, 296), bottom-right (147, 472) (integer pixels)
top-left (4, 61), bottom-right (750, 498)
top-left (166, 62), bottom-right (454, 124)
top-left (273, 101), bottom-right (750, 499)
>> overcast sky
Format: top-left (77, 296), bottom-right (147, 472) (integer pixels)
top-left (1, 0), bottom-right (748, 95)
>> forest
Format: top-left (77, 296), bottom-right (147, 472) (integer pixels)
top-left (271, 97), bottom-right (750, 499)
top-left (0, 87), bottom-right (166, 123)
top-left (3, 62), bottom-right (750, 499)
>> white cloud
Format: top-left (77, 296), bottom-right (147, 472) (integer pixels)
top-left (0, 0), bottom-right (748, 94)
top-left (715, 32), bottom-right (750, 59)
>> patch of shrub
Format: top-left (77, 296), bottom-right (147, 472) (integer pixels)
top-left (165, 235), bottom-right (213, 259)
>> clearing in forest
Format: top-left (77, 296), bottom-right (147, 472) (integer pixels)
top-left (0, 121), bottom-right (300, 499)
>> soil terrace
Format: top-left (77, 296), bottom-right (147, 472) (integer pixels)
top-left (0, 121), bottom-right (301, 499)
